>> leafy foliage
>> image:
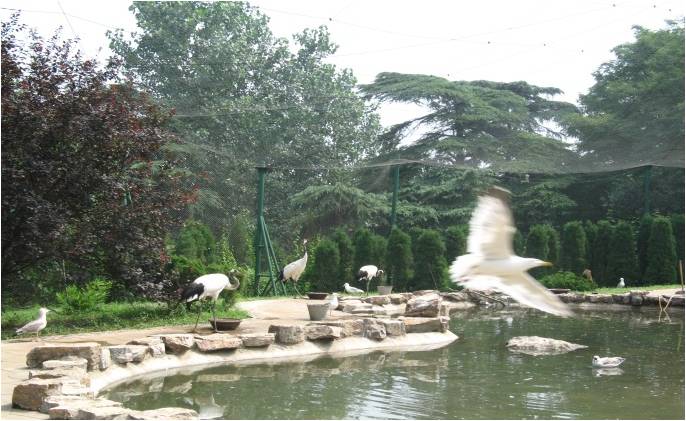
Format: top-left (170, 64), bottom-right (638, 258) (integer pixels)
top-left (637, 214), bottom-right (654, 279)
top-left (332, 229), bottom-right (354, 285)
top-left (444, 225), bottom-right (468, 263)
top-left (540, 271), bottom-right (596, 292)
top-left (559, 222), bottom-right (587, 275)
top-left (526, 225), bottom-right (551, 278)
top-left (605, 221), bottom-right (639, 285)
top-left (353, 229), bottom-right (374, 276)
top-left (412, 230), bottom-right (448, 291)
top-left (386, 228), bottom-right (413, 289)
top-left (590, 220), bottom-right (613, 284)
top-left (311, 239), bottom-right (340, 293)
top-left (56, 278), bottom-right (113, 314)
top-left (644, 216), bottom-right (677, 283)
top-left (175, 220), bottom-right (216, 264)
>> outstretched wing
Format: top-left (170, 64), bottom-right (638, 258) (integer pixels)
top-left (467, 189), bottom-right (515, 259)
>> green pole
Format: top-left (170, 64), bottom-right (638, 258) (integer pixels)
top-left (643, 165), bottom-right (652, 215)
top-left (390, 165), bottom-right (400, 229)
top-left (253, 166), bottom-right (268, 295)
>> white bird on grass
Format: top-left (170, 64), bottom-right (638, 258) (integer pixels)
top-left (617, 277), bottom-right (625, 288)
top-left (357, 265), bottom-right (384, 294)
top-left (344, 283), bottom-right (364, 295)
top-left (16, 307), bottom-right (50, 341)
top-left (449, 187), bottom-right (572, 317)
top-left (279, 239), bottom-right (308, 297)
top-left (179, 270), bottom-right (240, 333)
top-left (592, 355), bottom-right (625, 368)
top-left (329, 293), bottom-right (339, 316)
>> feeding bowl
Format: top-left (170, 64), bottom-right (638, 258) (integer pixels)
top-left (209, 318), bottom-right (242, 331)
top-left (548, 288), bottom-right (570, 295)
top-left (307, 292), bottom-right (329, 300)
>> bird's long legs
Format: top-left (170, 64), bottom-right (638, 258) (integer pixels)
top-left (292, 282), bottom-right (302, 298)
top-left (192, 301), bottom-right (203, 333)
top-left (365, 279), bottom-right (371, 296)
top-left (211, 300), bottom-right (218, 333)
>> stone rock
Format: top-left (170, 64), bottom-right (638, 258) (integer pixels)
top-left (389, 294), bottom-right (408, 304)
top-left (405, 293), bottom-right (442, 317)
top-left (309, 319), bottom-right (364, 337)
top-left (58, 405), bottom-right (131, 420)
top-left (597, 294), bottom-right (613, 304)
top-left (439, 302), bottom-right (451, 317)
top-left (612, 294), bottom-right (628, 304)
top-left (382, 303), bottom-right (406, 317)
top-left (239, 333), bottom-right (275, 347)
top-left (194, 334), bottom-right (242, 352)
top-left (29, 367), bottom-right (88, 386)
top-left (439, 316), bottom-right (450, 332)
top-left (99, 347), bottom-right (111, 371)
top-left (159, 334), bottom-right (195, 354)
top-left (128, 337), bottom-right (165, 357)
top-left (351, 307), bottom-right (375, 315)
top-left (412, 289), bottom-right (437, 296)
top-left (365, 295), bottom-right (391, 306)
top-left (42, 357), bottom-right (89, 371)
top-left (669, 296), bottom-right (685, 306)
top-left (59, 378), bottom-right (93, 398)
top-left (570, 294), bottom-right (586, 304)
top-left (337, 299), bottom-right (361, 310)
top-left (381, 320), bottom-right (406, 336)
top-left (587, 294), bottom-right (602, 303)
top-left (401, 317), bottom-right (443, 333)
top-left (128, 407), bottom-right (199, 420)
top-left (344, 302), bottom-right (372, 312)
top-left (441, 292), bottom-right (470, 302)
top-left (643, 295), bottom-right (658, 305)
top-left (362, 318), bottom-right (386, 340)
top-left (506, 336), bottom-right (588, 356)
top-left (304, 325), bottom-right (342, 341)
top-left (27, 343), bottom-right (101, 371)
top-left (12, 378), bottom-right (64, 411)
top-left (630, 294), bottom-right (644, 306)
top-left (40, 395), bottom-right (121, 415)
top-left (108, 345), bottom-right (149, 364)
top-left (268, 324), bottom-right (305, 345)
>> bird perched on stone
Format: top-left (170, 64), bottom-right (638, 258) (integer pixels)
top-left (449, 186), bottom-right (572, 317)
top-left (16, 307), bottom-right (51, 340)
top-left (344, 283), bottom-right (364, 295)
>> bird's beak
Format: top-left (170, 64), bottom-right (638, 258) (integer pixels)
top-left (541, 261), bottom-right (553, 267)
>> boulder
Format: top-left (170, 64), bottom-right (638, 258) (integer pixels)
top-left (362, 318), bottom-right (386, 340)
top-left (308, 320), bottom-right (363, 337)
top-left (40, 396), bottom-right (121, 415)
top-left (108, 345), bottom-right (149, 364)
top-left (597, 294), bottom-right (613, 304)
top-left (412, 290), bottom-right (437, 296)
top-left (159, 334), bottom-right (195, 354)
top-left (304, 325), bottom-right (342, 341)
top-left (587, 294), bottom-right (602, 303)
top-left (382, 303), bottom-right (406, 317)
top-left (59, 378), bottom-right (93, 398)
top-left (401, 317), bottom-right (444, 333)
top-left (670, 296), bottom-right (685, 307)
top-left (42, 357), bottom-right (88, 371)
top-left (99, 347), bottom-right (111, 371)
top-left (12, 378), bottom-right (64, 411)
top-left (389, 294), bottom-right (408, 304)
top-left (381, 320), bottom-right (406, 336)
top-left (612, 294), bottom-right (628, 304)
top-left (239, 333), bottom-right (275, 347)
top-left (128, 407), bottom-right (199, 420)
top-left (630, 294), bottom-right (644, 306)
top-left (337, 299), bottom-right (361, 310)
top-left (441, 292), bottom-right (471, 302)
top-left (128, 337), bottom-right (165, 357)
top-left (268, 324), bottom-right (305, 345)
top-left (365, 295), bottom-right (391, 306)
top-left (53, 405), bottom-right (131, 420)
top-left (29, 367), bottom-right (88, 386)
top-left (439, 302), bottom-right (451, 317)
top-left (405, 293), bottom-right (442, 317)
top-left (506, 336), bottom-right (587, 356)
top-left (643, 295), bottom-right (658, 305)
top-left (344, 302), bottom-right (372, 312)
top-left (194, 334), bottom-right (242, 352)
top-left (351, 307), bottom-right (375, 315)
top-left (27, 344), bottom-right (101, 371)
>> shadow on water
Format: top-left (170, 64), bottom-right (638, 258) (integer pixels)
top-left (103, 307), bottom-right (684, 420)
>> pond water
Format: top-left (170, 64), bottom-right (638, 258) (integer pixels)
top-left (103, 307), bottom-right (684, 419)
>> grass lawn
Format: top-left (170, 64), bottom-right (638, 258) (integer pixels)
top-left (587, 284), bottom-right (683, 295)
top-left (1, 298), bottom-right (249, 340)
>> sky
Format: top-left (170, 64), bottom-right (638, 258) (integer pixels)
top-left (1, 0), bottom-right (683, 127)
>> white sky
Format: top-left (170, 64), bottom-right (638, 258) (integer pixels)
top-left (1, 0), bottom-right (683, 127)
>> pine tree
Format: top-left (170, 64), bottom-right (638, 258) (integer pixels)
top-left (332, 229), bottom-right (354, 285)
top-left (513, 230), bottom-right (525, 256)
top-left (526, 225), bottom-right (550, 278)
top-left (670, 214), bottom-right (684, 264)
top-left (560, 221), bottom-right (587, 276)
top-left (444, 225), bottom-right (468, 262)
top-left (386, 228), bottom-right (413, 291)
top-left (412, 230), bottom-right (448, 291)
top-left (644, 216), bottom-right (677, 284)
top-left (369, 234), bottom-right (388, 269)
top-left (583, 220), bottom-right (598, 273)
top-left (637, 214), bottom-right (653, 278)
top-left (605, 221), bottom-right (639, 285)
top-left (353, 228), bottom-right (373, 277)
top-left (311, 239), bottom-right (340, 293)
top-left (544, 225), bottom-right (560, 267)
top-left (591, 220), bottom-right (613, 285)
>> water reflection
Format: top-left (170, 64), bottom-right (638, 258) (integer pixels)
top-left (104, 308), bottom-right (684, 420)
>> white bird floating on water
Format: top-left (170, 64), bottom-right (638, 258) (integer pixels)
top-left (329, 292), bottom-right (339, 316)
top-left (617, 277), bottom-right (625, 288)
top-left (357, 265), bottom-right (384, 293)
top-left (343, 283), bottom-right (364, 295)
top-left (592, 355), bottom-right (626, 368)
top-left (279, 239), bottom-right (308, 296)
top-left (449, 187), bottom-right (572, 317)
top-left (179, 271), bottom-right (240, 332)
top-left (16, 307), bottom-right (50, 340)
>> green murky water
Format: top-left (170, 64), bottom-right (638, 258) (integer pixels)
top-left (103, 307), bottom-right (684, 419)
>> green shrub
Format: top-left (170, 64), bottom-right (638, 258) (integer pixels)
top-left (584, 220), bottom-right (598, 272)
top-left (311, 239), bottom-right (340, 293)
top-left (513, 230), bottom-right (525, 256)
top-left (644, 216), bottom-right (677, 283)
top-left (229, 213), bottom-right (253, 267)
top-left (386, 228), bottom-right (413, 290)
top-left (670, 214), bottom-right (684, 264)
top-left (540, 271), bottom-right (597, 291)
top-left (353, 228), bottom-right (373, 273)
top-left (444, 225), bottom-right (468, 262)
top-left (544, 225), bottom-right (560, 267)
top-left (411, 230), bottom-right (448, 291)
top-left (332, 229), bottom-right (354, 285)
top-left (526, 225), bottom-right (551, 278)
top-left (605, 221), bottom-right (639, 285)
top-left (175, 220), bottom-right (216, 264)
top-left (591, 220), bottom-right (613, 284)
top-left (55, 278), bottom-right (112, 314)
top-left (167, 255), bottom-right (206, 284)
top-left (560, 221), bottom-right (587, 275)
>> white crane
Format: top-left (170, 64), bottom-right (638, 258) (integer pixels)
top-left (357, 265), bottom-right (385, 294)
top-left (179, 270), bottom-right (240, 332)
top-left (617, 277), bottom-right (625, 288)
top-left (449, 187), bottom-right (572, 317)
top-left (329, 292), bottom-right (339, 316)
top-left (16, 307), bottom-right (50, 341)
top-left (279, 239), bottom-right (308, 296)
top-left (592, 355), bottom-right (625, 368)
top-left (343, 282), bottom-right (364, 295)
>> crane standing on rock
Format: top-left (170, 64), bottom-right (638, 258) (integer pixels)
top-left (179, 270), bottom-right (240, 332)
top-left (279, 239), bottom-right (308, 297)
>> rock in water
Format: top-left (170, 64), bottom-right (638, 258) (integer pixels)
top-left (506, 336), bottom-right (587, 356)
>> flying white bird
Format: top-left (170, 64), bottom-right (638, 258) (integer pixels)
top-left (16, 307), bottom-right (50, 340)
top-left (344, 283), bottom-right (364, 295)
top-left (592, 355), bottom-right (625, 368)
top-left (357, 265), bottom-right (385, 294)
top-left (279, 239), bottom-right (308, 296)
top-left (179, 270), bottom-right (240, 332)
top-left (329, 292), bottom-right (339, 316)
top-left (617, 277), bottom-right (625, 288)
top-left (449, 187), bottom-right (572, 317)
